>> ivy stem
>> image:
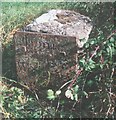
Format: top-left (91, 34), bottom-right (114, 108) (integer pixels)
top-left (67, 45), bottom-right (100, 89)
top-left (68, 69), bottom-right (82, 89)
top-left (89, 46), bottom-right (99, 60)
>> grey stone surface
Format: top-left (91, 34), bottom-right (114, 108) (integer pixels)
top-left (25, 9), bottom-right (93, 48)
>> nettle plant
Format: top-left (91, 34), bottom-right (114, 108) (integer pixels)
top-left (47, 30), bottom-right (115, 117)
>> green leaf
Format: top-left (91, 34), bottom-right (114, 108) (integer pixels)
top-left (85, 43), bottom-right (89, 48)
top-left (88, 59), bottom-right (96, 69)
top-left (106, 47), bottom-right (110, 53)
top-left (87, 80), bottom-right (93, 86)
top-left (47, 95), bottom-right (55, 100)
top-left (90, 40), bottom-right (95, 45)
top-left (85, 66), bottom-right (91, 71)
top-left (79, 58), bottom-right (86, 67)
top-left (47, 89), bottom-right (55, 100)
top-left (90, 63), bottom-right (95, 69)
top-left (83, 91), bottom-right (88, 98)
top-left (47, 89), bottom-right (54, 96)
top-left (100, 64), bottom-right (104, 69)
top-left (74, 94), bottom-right (78, 101)
top-left (74, 85), bottom-right (79, 93)
top-left (109, 37), bottom-right (114, 42)
top-left (89, 59), bottom-right (95, 64)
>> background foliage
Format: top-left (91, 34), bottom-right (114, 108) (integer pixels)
top-left (1, 2), bottom-right (116, 119)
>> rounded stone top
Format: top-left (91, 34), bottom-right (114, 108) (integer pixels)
top-left (24, 9), bottom-right (93, 48)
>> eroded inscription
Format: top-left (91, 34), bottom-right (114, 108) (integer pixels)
top-left (14, 31), bottom-right (77, 89)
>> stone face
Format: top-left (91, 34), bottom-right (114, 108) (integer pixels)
top-left (25, 9), bottom-right (93, 48)
top-left (14, 31), bottom-right (77, 89)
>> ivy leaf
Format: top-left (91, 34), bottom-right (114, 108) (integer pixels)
top-left (85, 43), bottom-right (89, 48)
top-left (90, 63), bottom-right (95, 69)
top-left (65, 90), bottom-right (73, 99)
top-left (89, 59), bottom-right (95, 64)
top-left (79, 58), bottom-right (86, 67)
top-left (88, 59), bottom-right (96, 69)
top-left (90, 40), bottom-right (95, 45)
top-left (109, 37), bottom-right (114, 42)
top-left (47, 89), bottom-right (54, 96)
top-left (47, 89), bottom-right (55, 100)
top-left (100, 64), bottom-right (104, 69)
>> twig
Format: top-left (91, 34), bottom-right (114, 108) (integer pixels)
top-left (67, 42), bottom-right (101, 89)
top-left (106, 91), bottom-right (112, 117)
top-left (106, 68), bottom-right (115, 117)
top-left (33, 90), bottom-right (54, 117)
top-left (59, 79), bottom-right (73, 90)
top-left (55, 98), bottom-right (60, 113)
top-left (68, 69), bottom-right (82, 89)
top-left (89, 46), bottom-right (100, 60)
top-left (2, 77), bottom-right (31, 92)
top-left (107, 30), bottom-right (116, 40)
top-left (64, 65), bottom-right (76, 75)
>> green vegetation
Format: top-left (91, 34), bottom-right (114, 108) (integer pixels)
top-left (1, 2), bottom-right (116, 119)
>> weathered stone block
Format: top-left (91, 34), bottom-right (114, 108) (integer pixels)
top-left (14, 10), bottom-right (93, 89)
